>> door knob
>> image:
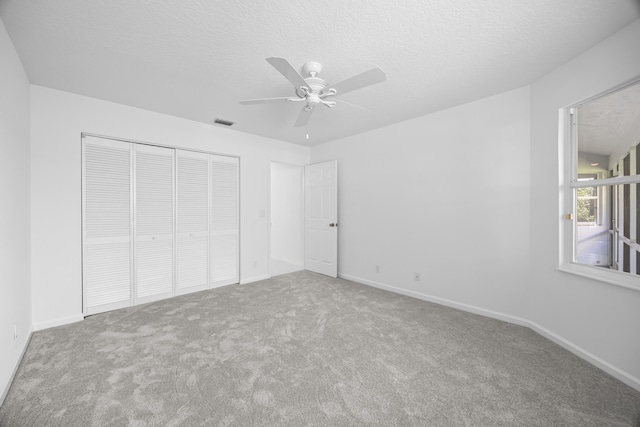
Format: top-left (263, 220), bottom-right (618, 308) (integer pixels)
top-left (329, 223), bottom-right (338, 227)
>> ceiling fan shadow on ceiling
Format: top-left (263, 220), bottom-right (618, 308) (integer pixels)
top-left (239, 57), bottom-right (386, 128)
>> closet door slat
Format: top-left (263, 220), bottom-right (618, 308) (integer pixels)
top-left (211, 155), bottom-right (239, 286)
top-left (83, 137), bottom-right (132, 314)
top-left (176, 150), bottom-right (209, 294)
top-left (135, 144), bottom-right (174, 303)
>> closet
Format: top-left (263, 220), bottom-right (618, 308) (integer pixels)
top-left (82, 135), bottom-right (239, 315)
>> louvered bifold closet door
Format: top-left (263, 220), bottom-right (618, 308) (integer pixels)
top-left (83, 136), bottom-right (132, 315)
top-left (210, 155), bottom-right (239, 286)
top-left (134, 144), bottom-right (175, 304)
top-left (176, 150), bottom-right (209, 295)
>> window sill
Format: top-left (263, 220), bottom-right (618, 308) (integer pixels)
top-left (558, 263), bottom-right (640, 293)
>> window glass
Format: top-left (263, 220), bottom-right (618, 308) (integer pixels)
top-left (577, 174), bottom-right (598, 224)
top-left (577, 84), bottom-right (640, 180)
top-left (571, 82), bottom-right (640, 276)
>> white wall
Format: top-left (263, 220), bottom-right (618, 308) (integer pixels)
top-left (30, 85), bottom-right (309, 330)
top-left (529, 20), bottom-right (640, 385)
top-left (270, 162), bottom-right (304, 266)
top-left (0, 18), bottom-right (31, 403)
top-left (311, 86), bottom-right (531, 320)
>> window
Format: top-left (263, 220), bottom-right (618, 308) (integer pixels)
top-left (563, 80), bottom-right (640, 288)
top-left (576, 174), bottom-right (599, 225)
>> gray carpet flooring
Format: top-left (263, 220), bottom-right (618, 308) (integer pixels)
top-left (1, 270), bottom-right (639, 426)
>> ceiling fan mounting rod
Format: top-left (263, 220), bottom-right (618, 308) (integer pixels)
top-left (302, 61), bottom-right (323, 78)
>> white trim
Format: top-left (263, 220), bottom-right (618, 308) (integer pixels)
top-left (175, 283), bottom-right (209, 296)
top-left (558, 263), bottom-right (640, 292)
top-left (33, 314), bottom-right (84, 331)
top-left (1, 330), bottom-right (33, 406)
top-left (571, 174), bottom-right (640, 188)
top-left (270, 257), bottom-right (304, 268)
top-left (135, 291), bottom-right (174, 306)
top-left (210, 277), bottom-right (238, 288)
top-left (81, 132), bottom-right (239, 160)
top-left (210, 280), bottom-right (237, 289)
top-left (528, 321), bottom-right (640, 392)
top-left (81, 136), bottom-right (87, 315)
top-left (85, 300), bottom-right (130, 316)
top-left (338, 273), bottom-right (528, 326)
top-left (339, 272), bottom-right (640, 392)
top-left (240, 274), bottom-right (270, 285)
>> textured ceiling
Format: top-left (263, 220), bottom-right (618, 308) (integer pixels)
top-left (578, 83), bottom-right (640, 158)
top-left (1, 0), bottom-right (639, 146)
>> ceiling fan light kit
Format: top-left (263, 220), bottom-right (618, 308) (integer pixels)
top-left (239, 57), bottom-right (386, 130)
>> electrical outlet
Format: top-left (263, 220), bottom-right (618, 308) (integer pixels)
top-left (414, 272), bottom-right (420, 281)
top-left (375, 265), bottom-right (380, 273)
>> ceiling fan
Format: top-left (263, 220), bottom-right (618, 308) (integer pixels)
top-left (239, 57), bottom-right (386, 127)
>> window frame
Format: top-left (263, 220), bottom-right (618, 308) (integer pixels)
top-left (560, 77), bottom-right (640, 292)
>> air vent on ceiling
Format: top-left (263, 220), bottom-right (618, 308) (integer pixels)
top-left (213, 118), bottom-right (234, 126)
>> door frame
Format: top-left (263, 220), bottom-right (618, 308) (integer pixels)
top-left (268, 160), bottom-right (305, 278)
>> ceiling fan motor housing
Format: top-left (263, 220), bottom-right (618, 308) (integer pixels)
top-left (296, 77), bottom-right (327, 97)
top-left (295, 61), bottom-right (328, 97)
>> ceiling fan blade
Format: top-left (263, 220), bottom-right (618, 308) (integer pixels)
top-left (325, 68), bottom-right (386, 96)
top-left (335, 98), bottom-right (372, 112)
top-left (266, 57), bottom-right (309, 89)
top-left (294, 107), bottom-right (314, 127)
top-left (239, 96), bottom-right (292, 105)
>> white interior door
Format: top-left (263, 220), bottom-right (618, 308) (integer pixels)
top-left (134, 144), bottom-right (175, 304)
top-left (82, 136), bottom-right (132, 315)
top-left (176, 149), bottom-right (209, 295)
top-left (210, 155), bottom-right (239, 286)
top-left (305, 160), bottom-right (338, 277)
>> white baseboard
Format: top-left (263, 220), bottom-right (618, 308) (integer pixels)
top-left (338, 273), bottom-right (529, 326)
top-left (271, 257), bottom-right (303, 268)
top-left (1, 329), bottom-right (33, 406)
top-left (33, 313), bottom-right (84, 331)
top-left (240, 274), bottom-right (270, 285)
top-left (210, 280), bottom-right (237, 290)
top-left (339, 273), bottom-right (640, 392)
top-left (528, 321), bottom-right (640, 391)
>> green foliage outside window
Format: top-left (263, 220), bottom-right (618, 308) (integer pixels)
top-left (577, 187), bottom-right (596, 223)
